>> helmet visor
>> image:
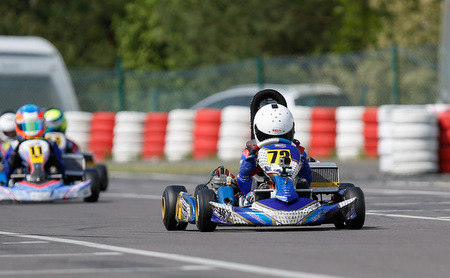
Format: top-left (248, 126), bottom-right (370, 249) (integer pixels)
top-left (46, 118), bottom-right (65, 129)
top-left (17, 120), bottom-right (44, 132)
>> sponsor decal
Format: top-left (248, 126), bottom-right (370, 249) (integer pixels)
top-left (213, 207), bottom-right (230, 224)
top-left (272, 128), bottom-right (284, 134)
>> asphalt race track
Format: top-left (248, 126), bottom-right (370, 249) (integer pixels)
top-left (1, 159), bottom-right (450, 278)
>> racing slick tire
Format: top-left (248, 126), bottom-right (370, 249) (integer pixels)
top-left (162, 185), bottom-right (188, 231)
top-left (196, 188), bottom-right (217, 232)
top-left (334, 184), bottom-right (365, 229)
top-left (84, 168), bottom-right (100, 202)
top-left (194, 184), bottom-right (208, 197)
top-left (96, 164), bottom-right (109, 191)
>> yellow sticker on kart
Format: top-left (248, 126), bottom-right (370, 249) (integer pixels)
top-left (266, 149), bottom-right (291, 164)
top-left (28, 145), bottom-right (44, 163)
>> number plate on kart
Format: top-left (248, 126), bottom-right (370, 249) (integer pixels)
top-left (266, 149), bottom-right (291, 164)
top-left (30, 192), bottom-right (51, 200)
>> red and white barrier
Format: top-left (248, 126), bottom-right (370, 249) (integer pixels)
top-left (112, 111), bottom-right (146, 162)
top-left (362, 107), bottom-right (378, 158)
top-left (378, 105), bottom-right (439, 175)
top-left (142, 112), bottom-right (168, 160)
top-left (291, 106), bottom-right (311, 149)
top-left (192, 108), bottom-right (222, 159)
top-left (335, 106), bottom-right (365, 160)
top-left (438, 109), bottom-right (450, 172)
top-left (308, 107), bottom-right (336, 158)
top-left (64, 111), bottom-right (92, 152)
top-left (63, 105), bottom-right (450, 174)
top-left (217, 106), bottom-right (251, 161)
top-left (164, 109), bottom-right (195, 161)
top-left (87, 112), bottom-right (115, 161)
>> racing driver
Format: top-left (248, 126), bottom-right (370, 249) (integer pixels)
top-left (236, 102), bottom-right (312, 204)
top-left (3, 104), bottom-right (65, 182)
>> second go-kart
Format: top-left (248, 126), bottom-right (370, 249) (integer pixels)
top-left (162, 137), bottom-right (365, 232)
top-left (0, 139), bottom-right (99, 202)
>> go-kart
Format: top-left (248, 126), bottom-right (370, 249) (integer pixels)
top-left (0, 139), bottom-right (99, 202)
top-left (162, 138), bottom-right (365, 232)
top-left (45, 131), bottom-right (109, 192)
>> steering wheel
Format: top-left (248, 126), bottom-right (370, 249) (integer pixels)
top-left (249, 138), bottom-right (295, 155)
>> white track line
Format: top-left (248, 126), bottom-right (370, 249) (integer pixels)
top-left (367, 212), bottom-right (450, 222)
top-left (0, 252), bottom-right (121, 258)
top-left (363, 188), bottom-right (450, 196)
top-left (102, 192), bottom-right (161, 200)
top-left (2, 241), bottom-right (48, 245)
top-left (0, 265), bottom-right (214, 276)
top-left (0, 230), bottom-right (349, 278)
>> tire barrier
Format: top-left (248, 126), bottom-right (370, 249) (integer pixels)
top-left (377, 105), bottom-right (399, 173)
top-left (112, 111), bottom-right (146, 162)
top-left (438, 109), bottom-right (450, 172)
top-left (164, 109), bottom-right (195, 161)
top-left (217, 106), bottom-right (250, 161)
top-left (192, 108), bottom-right (222, 159)
top-left (142, 112), bottom-right (168, 160)
top-left (335, 106), bottom-right (365, 160)
top-left (378, 105), bottom-right (438, 175)
top-left (291, 106), bottom-right (311, 149)
top-left (68, 104), bottom-right (450, 175)
top-left (362, 107), bottom-right (378, 158)
top-left (88, 112), bottom-right (115, 161)
top-left (65, 111), bottom-right (92, 152)
top-left (309, 107), bottom-right (336, 158)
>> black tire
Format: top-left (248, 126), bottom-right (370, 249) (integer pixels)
top-left (96, 164), bottom-right (109, 191)
top-left (334, 186), bottom-right (365, 229)
top-left (162, 185), bottom-right (188, 231)
top-left (194, 184), bottom-right (207, 197)
top-left (84, 168), bottom-right (100, 202)
top-left (196, 188), bottom-right (217, 232)
top-left (339, 183), bottom-right (355, 189)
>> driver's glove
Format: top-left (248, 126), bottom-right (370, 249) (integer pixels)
top-left (238, 154), bottom-right (256, 181)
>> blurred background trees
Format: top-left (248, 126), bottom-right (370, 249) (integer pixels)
top-left (0, 0), bottom-right (441, 70)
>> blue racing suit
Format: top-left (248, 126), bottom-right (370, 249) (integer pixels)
top-left (236, 139), bottom-right (312, 195)
top-left (3, 138), bottom-right (65, 180)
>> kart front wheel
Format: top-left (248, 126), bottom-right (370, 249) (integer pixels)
top-left (162, 185), bottom-right (188, 231)
top-left (196, 188), bottom-right (217, 232)
top-left (335, 186), bottom-right (365, 229)
top-left (194, 184), bottom-right (207, 197)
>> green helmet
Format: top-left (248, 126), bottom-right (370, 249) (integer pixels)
top-left (44, 108), bottom-right (67, 133)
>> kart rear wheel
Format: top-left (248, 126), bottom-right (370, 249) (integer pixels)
top-left (84, 168), bottom-right (100, 202)
top-left (162, 185), bottom-right (188, 231)
top-left (96, 164), bottom-right (109, 191)
top-left (335, 186), bottom-right (365, 229)
top-left (196, 188), bottom-right (217, 232)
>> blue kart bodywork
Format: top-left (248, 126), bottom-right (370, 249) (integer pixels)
top-left (162, 138), bottom-right (365, 232)
top-left (177, 191), bottom-right (357, 227)
top-left (0, 178), bottom-right (92, 202)
top-left (0, 139), bottom-right (96, 202)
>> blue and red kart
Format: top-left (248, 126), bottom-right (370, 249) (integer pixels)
top-left (162, 138), bottom-right (365, 232)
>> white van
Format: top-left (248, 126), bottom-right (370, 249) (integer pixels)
top-left (0, 36), bottom-right (79, 112)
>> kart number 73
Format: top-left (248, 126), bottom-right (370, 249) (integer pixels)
top-left (267, 149), bottom-right (291, 164)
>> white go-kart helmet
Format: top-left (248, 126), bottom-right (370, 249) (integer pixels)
top-left (253, 103), bottom-right (295, 143)
top-left (0, 112), bottom-right (16, 141)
